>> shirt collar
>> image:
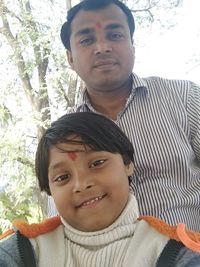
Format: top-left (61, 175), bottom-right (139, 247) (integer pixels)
top-left (76, 73), bottom-right (149, 110)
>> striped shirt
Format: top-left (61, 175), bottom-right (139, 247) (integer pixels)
top-left (68, 73), bottom-right (200, 231)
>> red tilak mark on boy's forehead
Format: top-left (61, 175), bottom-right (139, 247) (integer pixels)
top-left (95, 22), bottom-right (102, 29)
top-left (68, 152), bottom-right (77, 161)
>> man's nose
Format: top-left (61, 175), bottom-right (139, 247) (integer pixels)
top-left (73, 171), bottom-right (94, 193)
top-left (94, 37), bottom-right (112, 55)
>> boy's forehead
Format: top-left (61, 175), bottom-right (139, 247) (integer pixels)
top-left (49, 143), bottom-right (90, 166)
top-left (70, 4), bottom-right (128, 35)
top-left (68, 151), bottom-right (78, 161)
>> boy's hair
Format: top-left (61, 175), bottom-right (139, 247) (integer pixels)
top-left (35, 112), bottom-right (134, 195)
top-left (60, 0), bottom-right (135, 50)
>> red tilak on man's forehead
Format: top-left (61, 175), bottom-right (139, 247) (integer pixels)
top-left (95, 22), bottom-right (102, 29)
top-left (68, 152), bottom-right (77, 161)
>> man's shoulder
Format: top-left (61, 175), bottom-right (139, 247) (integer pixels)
top-left (66, 105), bottom-right (79, 113)
top-left (66, 104), bottom-right (87, 113)
top-left (138, 75), bottom-right (196, 102)
top-left (142, 75), bottom-right (192, 89)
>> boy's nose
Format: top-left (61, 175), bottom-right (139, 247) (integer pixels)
top-left (73, 172), bottom-right (94, 193)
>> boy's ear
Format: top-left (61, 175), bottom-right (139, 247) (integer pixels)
top-left (125, 162), bottom-right (134, 177)
top-left (66, 50), bottom-right (74, 69)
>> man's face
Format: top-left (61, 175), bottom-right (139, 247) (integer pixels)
top-left (67, 4), bottom-right (135, 93)
top-left (48, 137), bottom-right (133, 231)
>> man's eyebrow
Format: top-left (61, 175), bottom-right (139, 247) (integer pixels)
top-left (74, 23), bottom-right (125, 38)
top-left (105, 23), bottom-right (125, 30)
top-left (74, 28), bottom-right (94, 37)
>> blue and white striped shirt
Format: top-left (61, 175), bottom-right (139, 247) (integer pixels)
top-left (67, 73), bottom-right (200, 231)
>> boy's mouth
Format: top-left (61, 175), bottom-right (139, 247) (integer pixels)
top-left (77, 194), bottom-right (106, 208)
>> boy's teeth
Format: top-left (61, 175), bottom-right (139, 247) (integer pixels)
top-left (82, 196), bottom-right (102, 206)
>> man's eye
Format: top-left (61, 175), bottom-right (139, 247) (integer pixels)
top-left (90, 159), bottom-right (107, 168)
top-left (80, 37), bottom-right (94, 46)
top-left (108, 32), bottom-right (123, 40)
top-left (55, 174), bottom-right (70, 182)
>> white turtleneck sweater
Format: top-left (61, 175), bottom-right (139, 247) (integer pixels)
top-left (30, 195), bottom-right (169, 267)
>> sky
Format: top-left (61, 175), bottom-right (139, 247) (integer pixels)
top-left (134, 0), bottom-right (200, 84)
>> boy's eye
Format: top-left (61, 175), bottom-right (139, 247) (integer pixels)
top-left (80, 36), bottom-right (95, 46)
top-left (90, 159), bottom-right (107, 168)
top-left (55, 173), bottom-right (71, 182)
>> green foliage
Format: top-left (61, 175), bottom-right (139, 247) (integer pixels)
top-left (0, 0), bottom-right (69, 231)
top-left (0, 117), bottom-right (42, 232)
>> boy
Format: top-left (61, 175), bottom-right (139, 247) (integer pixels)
top-left (0, 112), bottom-right (200, 267)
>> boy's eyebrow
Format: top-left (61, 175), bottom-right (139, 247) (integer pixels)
top-left (48, 161), bottom-right (67, 172)
top-left (48, 149), bottom-right (100, 171)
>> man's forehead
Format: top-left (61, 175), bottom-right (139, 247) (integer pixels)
top-left (70, 4), bottom-right (128, 34)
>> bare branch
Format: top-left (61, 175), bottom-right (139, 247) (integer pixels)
top-left (16, 156), bottom-right (34, 171)
top-left (174, 0), bottom-right (183, 8)
top-left (23, 0), bottom-right (50, 97)
top-left (66, 0), bottom-right (72, 10)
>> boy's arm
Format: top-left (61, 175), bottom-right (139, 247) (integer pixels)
top-left (0, 235), bottom-right (22, 267)
top-left (175, 247), bottom-right (200, 267)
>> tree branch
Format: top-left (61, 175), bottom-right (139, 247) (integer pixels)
top-left (0, 6), bottom-right (36, 107)
top-left (16, 156), bottom-right (34, 171)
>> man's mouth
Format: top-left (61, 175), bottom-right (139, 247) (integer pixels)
top-left (77, 194), bottom-right (106, 208)
top-left (94, 60), bottom-right (117, 69)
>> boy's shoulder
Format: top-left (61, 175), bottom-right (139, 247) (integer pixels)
top-left (0, 216), bottom-right (61, 241)
top-left (0, 216), bottom-right (63, 267)
top-left (139, 216), bottom-right (200, 253)
top-left (0, 233), bottom-right (22, 266)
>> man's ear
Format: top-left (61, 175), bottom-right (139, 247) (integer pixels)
top-left (66, 50), bottom-right (74, 69)
top-left (126, 162), bottom-right (134, 177)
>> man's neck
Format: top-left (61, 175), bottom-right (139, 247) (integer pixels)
top-left (86, 78), bottom-right (132, 120)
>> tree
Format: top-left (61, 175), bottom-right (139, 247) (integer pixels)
top-left (0, 0), bottom-right (72, 230)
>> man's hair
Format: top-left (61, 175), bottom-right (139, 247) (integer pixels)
top-left (35, 112), bottom-right (134, 195)
top-left (60, 0), bottom-right (135, 50)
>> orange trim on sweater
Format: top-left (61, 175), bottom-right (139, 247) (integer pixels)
top-left (176, 224), bottom-right (200, 253)
top-left (0, 216), bottom-right (61, 240)
top-left (1, 215), bottom-right (200, 253)
top-left (0, 229), bottom-right (14, 240)
top-left (140, 216), bottom-right (200, 253)
top-left (12, 216), bottom-right (62, 238)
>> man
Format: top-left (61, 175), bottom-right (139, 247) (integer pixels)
top-left (50, 0), bottom-right (200, 231)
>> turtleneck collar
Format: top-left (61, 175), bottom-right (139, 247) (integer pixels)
top-left (61, 194), bottom-right (139, 247)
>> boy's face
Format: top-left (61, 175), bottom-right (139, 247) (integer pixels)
top-left (48, 136), bottom-right (133, 232)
